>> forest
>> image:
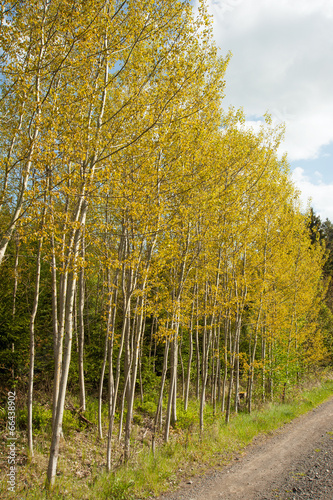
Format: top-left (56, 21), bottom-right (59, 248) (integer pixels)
top-left (1, 0), bottom-right (333, 497)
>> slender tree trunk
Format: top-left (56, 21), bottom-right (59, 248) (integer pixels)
top-left (234, 330), bottom-right (240, 413)
top-left (152, 337), bottom-right (170, 454)
top-left (118, 292), bottom-right (134, 443)
top-left (78, 232), bottom-right (86, 411)
top-left (195, 302), bottom-right (201, 399)
top-left (98, 271), bottom-right (118, 439)
top-left (12, 236), bottom-right (20, 317)
top-left (226, 317), bottom-right (241, 424)
top-left (200, 254), bottom-right (221, 430)
top-left (199, 284), bottom-right (209, 433)
top-left (262, 328), bottom-right (266, 402)
top-left (213, 324), bottom-right (220, 414)
top-left (123, 287), bottom-right (132, 407)
top-left (138, 317), bottom-right (145, 404)
top-left (221, 315), bottom-right (229, 413)
top-left (247, 311), bottom-right (261, 413)
top-left (165, 310), bottom-right (180, 442)
top-left (269, 330), bottom-right (274, 402)
top-left (28, 237), bottom-right (43, 456)
top-left (149, 316), bottom-right (156, 369)
top-left (98, 327), bottom-right (109, 440)
top-left (51, 197), bottom-right (71, 433)
top-left (118, 363), bottom-right (131, 443)
top-left (124, 299), bottom-right (145, 460)
top-left (184, 296), bottom-right (195, 411)
top-left (50, 232), bottom-right (60, 431)
top-left (11, 237), bottom-right (20, 381)
top-left (225, 360), bottom-right (234, 424)
top-left (179, 330), bottom-right (185, 399)
top-left (106, 290), bottom-right (131, 470)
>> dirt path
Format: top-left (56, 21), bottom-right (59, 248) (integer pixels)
top-left (157, 397), bottom-right (333, 500)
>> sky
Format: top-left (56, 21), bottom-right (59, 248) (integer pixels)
top-left (200, 0), bottom-right (333, 222)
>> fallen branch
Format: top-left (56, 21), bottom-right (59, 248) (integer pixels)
top-left (67, 402), bottom-right (94, 426)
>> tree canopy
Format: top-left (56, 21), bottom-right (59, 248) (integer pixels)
top-left (0, 0), bottom-right (332, 490)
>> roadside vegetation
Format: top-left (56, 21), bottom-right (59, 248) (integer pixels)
top-left (1, 372), bottom-right (333, 499)
top-left (1, 1), bottom-right (333, 498)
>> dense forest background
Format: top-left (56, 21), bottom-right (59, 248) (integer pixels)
top-left (0, 0), bottom-right (333, 492)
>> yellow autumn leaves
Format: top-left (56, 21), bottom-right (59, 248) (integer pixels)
top-left (0, 0), bottom-right (330, 484)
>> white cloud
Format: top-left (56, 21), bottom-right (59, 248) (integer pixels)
top-left (208, 0), bottom-right (333, 161)
top-left (292, 167), bottom-right (333, 221)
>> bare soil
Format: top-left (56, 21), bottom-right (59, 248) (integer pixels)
top-left (156, 397), bottom-right (333, 500)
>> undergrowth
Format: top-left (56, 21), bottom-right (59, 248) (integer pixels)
top-left (1, 373), bottom-right (333, 499)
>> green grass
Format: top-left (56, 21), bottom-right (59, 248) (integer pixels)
top-left (92, 377), bottom-right (333, 499)
top-left (1, 376), bottom-right (333, 499)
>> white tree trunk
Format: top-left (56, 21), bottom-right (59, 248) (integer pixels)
top-left (28, 237), bottom-right (43, 456)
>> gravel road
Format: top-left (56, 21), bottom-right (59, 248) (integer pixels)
top-left (156, 397), bottom-right (333, 500)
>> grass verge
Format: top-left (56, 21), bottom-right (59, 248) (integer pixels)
top-left (1, 374), bottom-right (333, 499)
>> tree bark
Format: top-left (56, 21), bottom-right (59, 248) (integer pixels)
top-left (28, 237), bottom-right (43, 456)
top-left (78, 231), bottom-right (86, 411)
